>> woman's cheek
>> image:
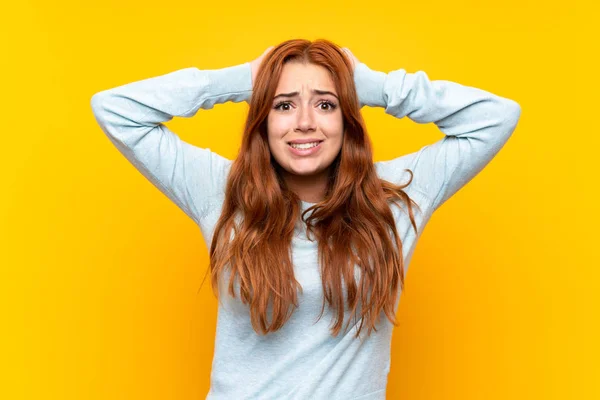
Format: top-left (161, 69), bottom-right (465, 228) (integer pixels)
top-left (267, 116), bottom-right (287, 135)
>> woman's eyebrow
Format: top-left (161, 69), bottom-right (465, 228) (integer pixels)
top-left (273, 90), bottom-right (339, 100)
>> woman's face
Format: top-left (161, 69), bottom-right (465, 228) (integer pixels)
top-left (267, 62), bottom-right (344, 178)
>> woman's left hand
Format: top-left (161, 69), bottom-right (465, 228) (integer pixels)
top-left (342, 47), bottom-right (360, 72)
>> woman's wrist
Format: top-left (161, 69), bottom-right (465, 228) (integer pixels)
top-left (201, 62), bottom-right (253, 105)
top-left (353, 62), bottom-right (387, 108)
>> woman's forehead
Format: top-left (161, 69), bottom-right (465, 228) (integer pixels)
top-left (275, 62), bottom-right (336, 95)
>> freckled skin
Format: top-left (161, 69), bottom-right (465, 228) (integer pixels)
top-left (267, 62), bottom-right (344, 200)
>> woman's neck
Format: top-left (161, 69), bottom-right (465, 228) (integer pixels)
top-left (282, 169), bottom-right (329, 203)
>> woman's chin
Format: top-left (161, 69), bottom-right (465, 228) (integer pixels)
top-left (288, 163), bottom-right (322, 176)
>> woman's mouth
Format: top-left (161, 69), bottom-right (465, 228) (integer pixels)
top-left (287, 140), bottom-right (323, 156)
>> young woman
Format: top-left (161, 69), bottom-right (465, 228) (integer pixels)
top-left (91, 39), bottom-right (521, 399)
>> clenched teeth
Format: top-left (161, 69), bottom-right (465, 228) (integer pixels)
top-left (289, 141), bottom-right (321, 149)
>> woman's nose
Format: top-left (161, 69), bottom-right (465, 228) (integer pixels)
top-left (295, 106), bottom-right (316, 132)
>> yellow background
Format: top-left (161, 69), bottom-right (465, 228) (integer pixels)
top-left (1, 1), bottom-right (596, 399)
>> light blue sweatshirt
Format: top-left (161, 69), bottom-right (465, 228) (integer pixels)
top-left (91, 59), bottom-right (521, 399)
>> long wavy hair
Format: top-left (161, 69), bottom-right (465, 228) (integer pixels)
top-left (200, 38), bottom-right (420, 338)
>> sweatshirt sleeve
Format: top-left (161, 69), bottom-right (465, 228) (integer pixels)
top-left (355, 62), bottom-right (522, 211)
top-left (90, 62), bottom-right (253, 226)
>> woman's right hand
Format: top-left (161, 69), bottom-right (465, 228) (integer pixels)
top-left (250, 46), bottom-right (274, 88)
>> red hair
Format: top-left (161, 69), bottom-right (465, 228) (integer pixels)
top-left (201, 38), bottom-right (420, 338)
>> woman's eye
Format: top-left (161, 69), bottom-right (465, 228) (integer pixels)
top-left (273, 101), bottom-right (337, 112)
top-left (320, 101), bottom-right (337, 111)
top-left (274, 102), bottom-right (291, 111)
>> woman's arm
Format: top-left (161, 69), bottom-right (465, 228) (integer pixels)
top-left (354, 62), bottom-right (521, 211)
top-left (90, 62), bottom-right (253, 225)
